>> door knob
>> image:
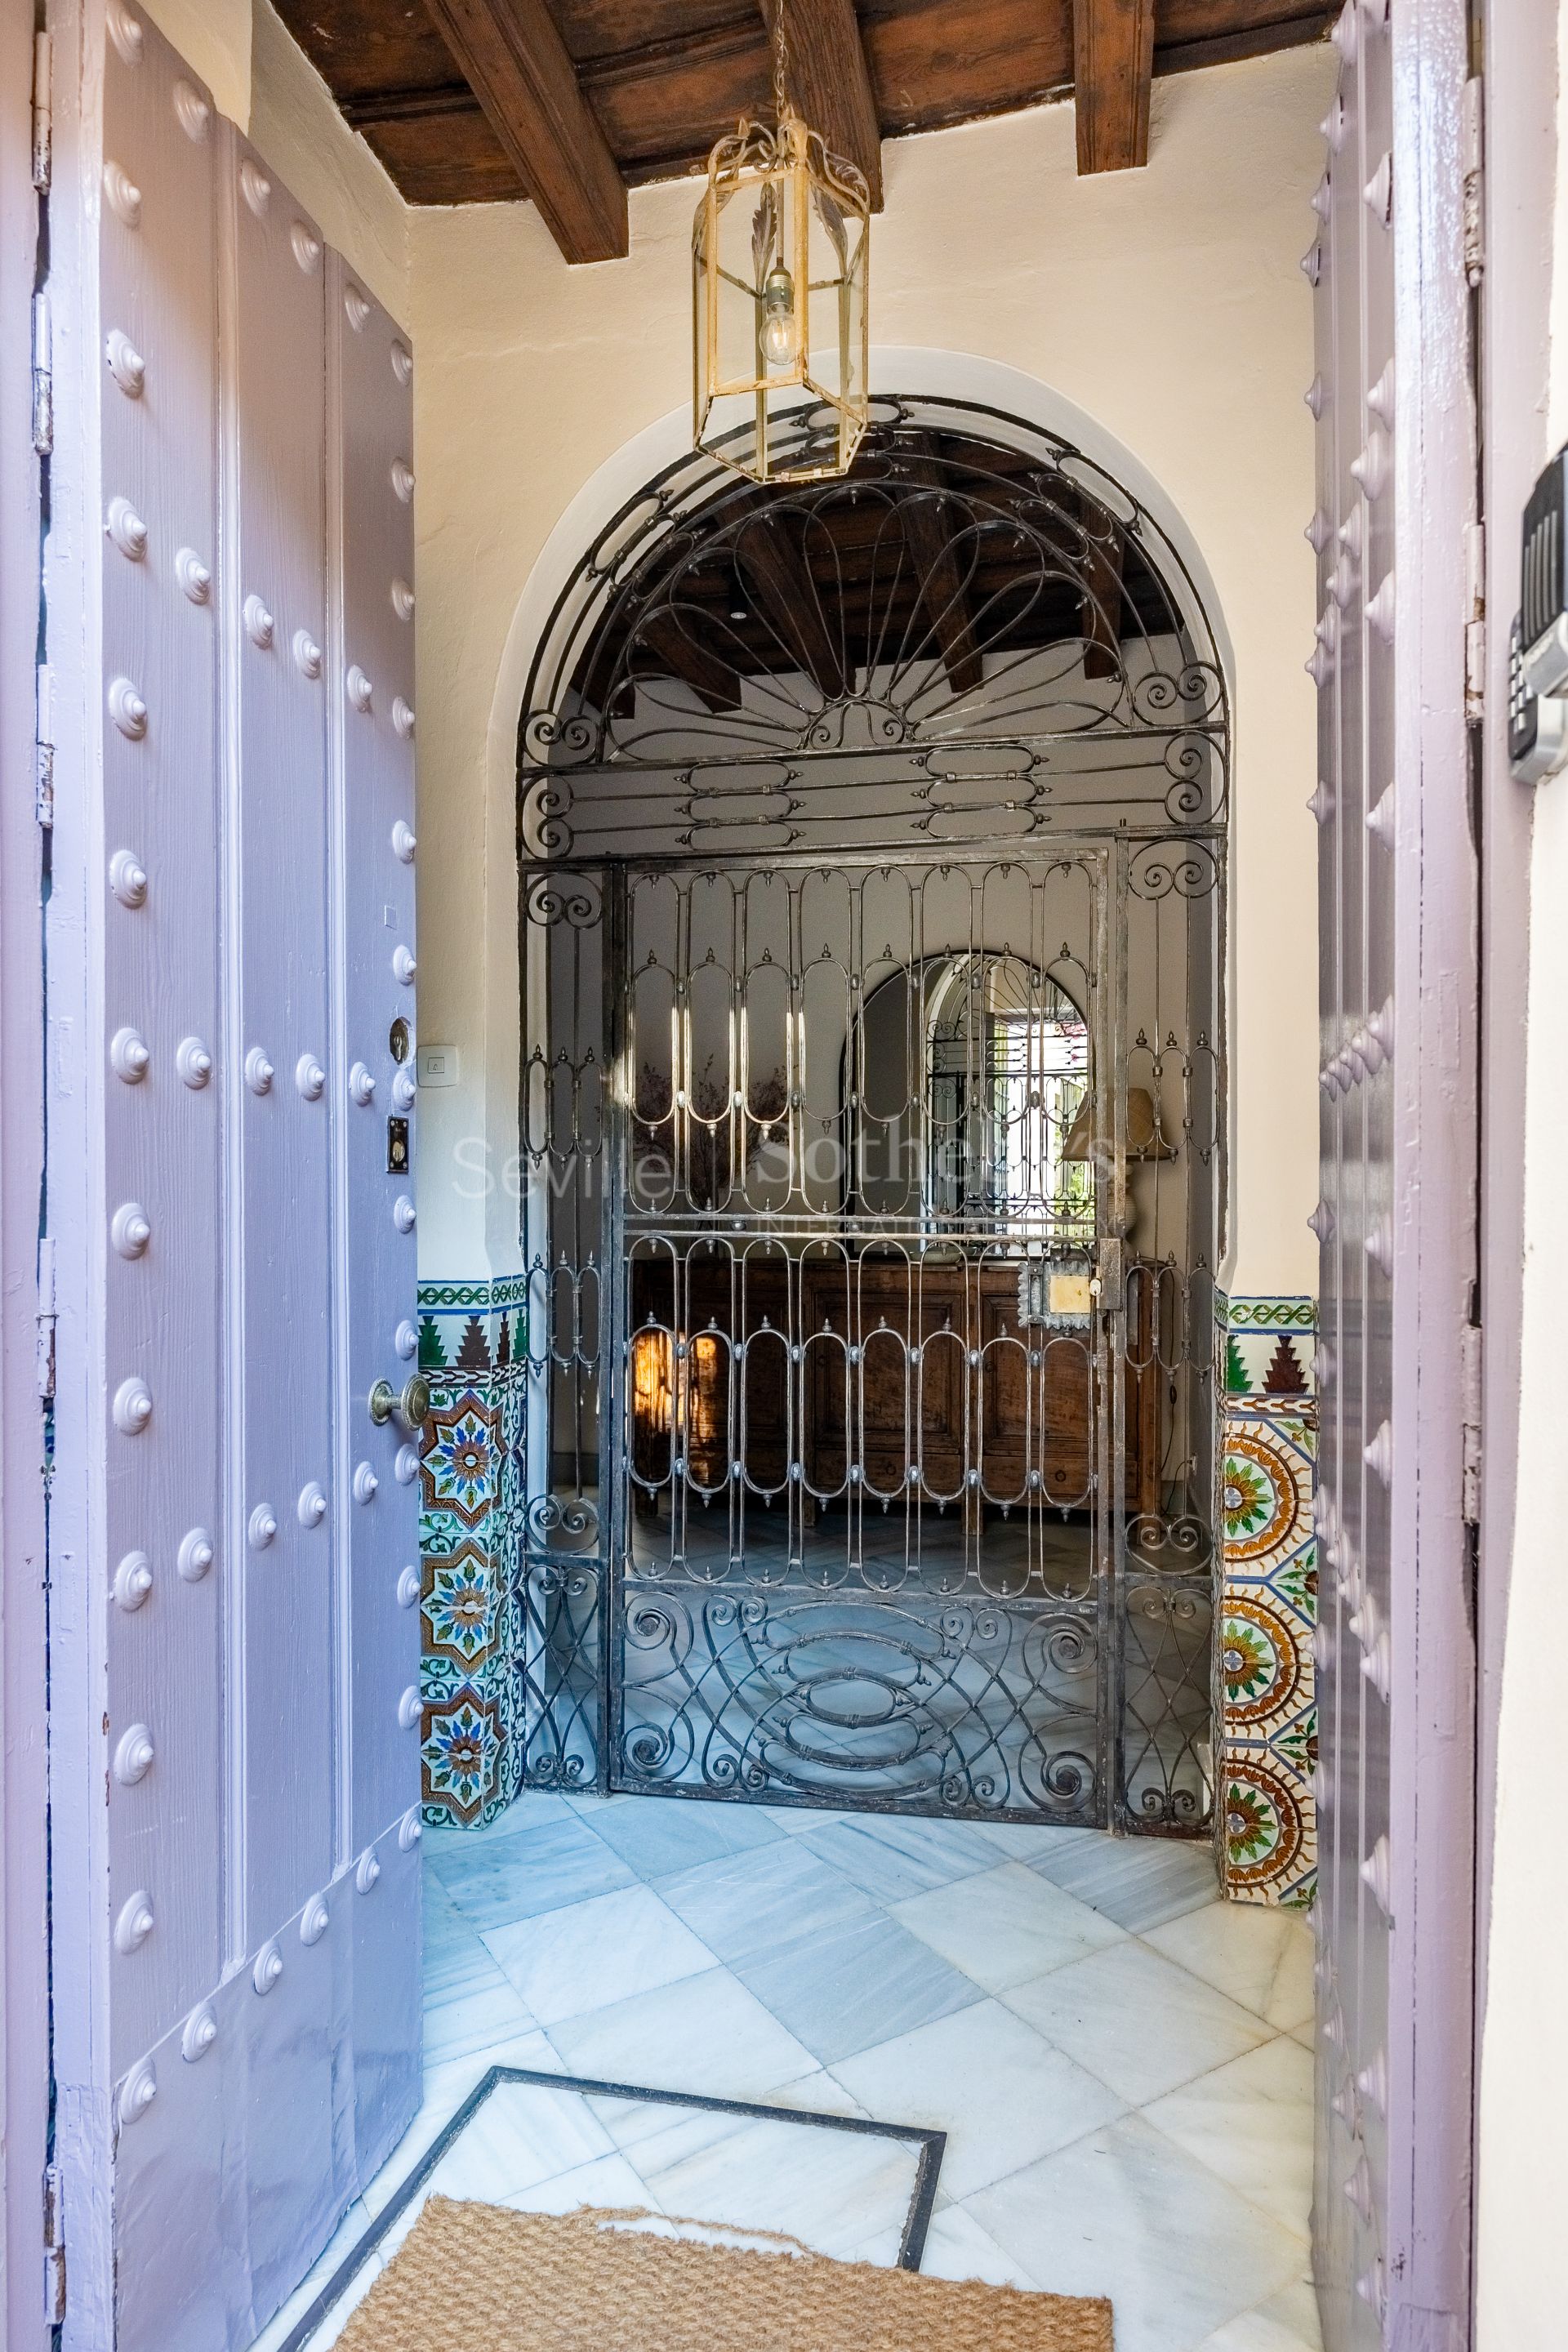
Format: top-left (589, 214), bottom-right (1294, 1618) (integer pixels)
top-left (368, 1372), bottom-right (430, 1429)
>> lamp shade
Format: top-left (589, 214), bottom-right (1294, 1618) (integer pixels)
top-left (1061, 1085), bottom-right (1178, 1163)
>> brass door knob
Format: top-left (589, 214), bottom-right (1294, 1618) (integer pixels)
top-left (369, 1372), bottom-right (430, 1429)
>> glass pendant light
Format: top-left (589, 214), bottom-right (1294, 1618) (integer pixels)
top-left (693, 0), bottom-right (871, 483)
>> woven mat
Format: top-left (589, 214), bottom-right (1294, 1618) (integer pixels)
top-left (335, 2195), bottom-right (1113, 2351)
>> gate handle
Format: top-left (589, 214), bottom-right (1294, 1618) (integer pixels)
top-left (369, 1373), bottom-right (430, 1430)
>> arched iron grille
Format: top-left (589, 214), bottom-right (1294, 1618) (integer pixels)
top-left (517, 396), bottom-right (1227, 1836)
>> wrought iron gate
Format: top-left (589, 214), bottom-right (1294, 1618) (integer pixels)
top-left (516, 399), bottom-right (1228, 1833)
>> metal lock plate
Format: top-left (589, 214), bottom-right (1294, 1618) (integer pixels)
top-left (386, 1115), bottom-right (409, 1175)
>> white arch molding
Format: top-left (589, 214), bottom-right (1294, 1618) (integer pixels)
top-left (465, 348), bottom-right (1240, 1281)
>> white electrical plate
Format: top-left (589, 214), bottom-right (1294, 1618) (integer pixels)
top-left (416, 1045), bottom-right (458, 1089)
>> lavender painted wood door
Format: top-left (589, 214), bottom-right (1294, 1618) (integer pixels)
top-left (46, 7), bottom-right (421, 2346)
top-left (1308, 3), bottom-right (1476, 2347)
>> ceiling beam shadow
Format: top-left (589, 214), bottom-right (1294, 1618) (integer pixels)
top-left (898, 459), bottom-right (985, 695)
top-left (736, 514), bottom-right (850, 702)
top-left (421, 0), bottom-right (629, 261)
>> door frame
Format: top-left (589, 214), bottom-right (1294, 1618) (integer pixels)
top-left (0, 0), bottom-right (52, 2339)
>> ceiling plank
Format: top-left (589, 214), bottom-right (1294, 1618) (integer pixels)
top-left (1071, 0), bottom-right (1156, 174)
top-left (420, 0), bottom-right (629, 260)
top-left (898, 460), bottom-right (984, 694)
top-left (759, 0), bottom-right (884, 209)
top-left (735, 514), bottom-right (850, 700)
top-left (639, 612), bottom-right (744, 710)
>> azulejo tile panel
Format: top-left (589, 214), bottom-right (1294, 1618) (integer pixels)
top-left (418, 1276), bottom-right (527, 1829)
top-left (1214, 1293), bottom-right (1317, 1909)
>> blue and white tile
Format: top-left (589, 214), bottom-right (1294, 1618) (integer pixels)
top-left (483, 1883), bottom-right (716, 2025)
top-left (430, 1807), bottom-right (635, 1930)
top-left (799, 1814), bottom-right (1006, 1903)
top-left (656, 1836), bottom-right (873, 1965)
top-left (246, 2198), bottom-right (376, 2352)
top-left (892, 1860), bottom-right (1127, 1991)
top-left (1143, 1904), bottom-right (1314, 2032)
top-left (546, 1963), bottom-right (822, 2102)
top-left (1141, 2038), bottom-right (1314, 2238)
top-left (1029, 1835), bottom-right (1220, 1931)
top-left (582, 1791), bottom-right (786, 1880)
top-left (734, 1908), bottom-right (981, 2065)
top-left (635, 2108), bottom-right (920, 2261)
top-left (829, 1998), bottom-right (1125, 2198)
top-left (917, 2201), bottom-right (1043, 2293)
top-left (1196, 2278), bottom-right (1322, 2352)
top-left (968, 2110), bottom-right (1309, 2352)
top-left (1003, 1937), bottom-right (1274, 2105)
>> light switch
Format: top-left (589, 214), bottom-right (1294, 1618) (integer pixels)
top-left (417, 1044), bottom-right (457, 1089)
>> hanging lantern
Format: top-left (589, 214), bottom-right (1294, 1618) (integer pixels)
top-left (693, 2), bottom-right (871, 483)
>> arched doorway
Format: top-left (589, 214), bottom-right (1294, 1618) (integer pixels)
top-left (515, 394), bottom-right (1228, 1838)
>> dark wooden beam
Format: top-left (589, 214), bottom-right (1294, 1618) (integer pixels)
top-left (638, 613), bottom-right (743, 711)
top-left (1071, 0), bottom-right (1155, 174)
top-left (420, 0), bottom-right (628, 261)
top-left (1155, 11), bottom-right (1334, 78)
top-left (735, 516), bottom-right (849, 701)
top-left (898, 459), bottom-right (984, 694)
top-left (758, 0), bottom-right (884, 209)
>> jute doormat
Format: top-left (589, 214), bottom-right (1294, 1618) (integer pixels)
top-left (335, 2195), bottom-right (1114, 2351)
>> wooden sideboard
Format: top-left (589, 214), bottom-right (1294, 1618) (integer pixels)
top-left (630, 1250), bottom-right (1157, 1521)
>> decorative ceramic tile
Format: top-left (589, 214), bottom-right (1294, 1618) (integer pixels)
top-left (1214, 1294), bottom-right (1316, 1909)
top-left (418, 1275), bottom-right (528, 1829)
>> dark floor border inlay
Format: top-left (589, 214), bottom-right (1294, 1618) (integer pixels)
top-left (277, 2064), bottom-right (947, 2350)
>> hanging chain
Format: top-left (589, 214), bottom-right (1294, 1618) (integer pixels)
top-left (771, 0), bottom-right (790, 120)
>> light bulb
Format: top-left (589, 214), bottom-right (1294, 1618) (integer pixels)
top-left (760, 264), bottom-right (798, 368)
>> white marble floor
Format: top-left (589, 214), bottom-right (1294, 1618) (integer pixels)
top-left (254, 1793), bottom-right (1320, 2352)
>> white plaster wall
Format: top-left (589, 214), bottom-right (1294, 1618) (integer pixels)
top-left (248, 2), bottom-right (408, 321)
top-left (136, 0), bottom-right (251, 124)
top-left (408, 45), bottom-right (1333, 1289)
top-left (1476, 5), bottom-right (1568, 2337)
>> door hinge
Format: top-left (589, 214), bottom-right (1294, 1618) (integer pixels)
top-left (1461, 1322), bottom-right (1481, 1527)
top-left (36, 664), bottom-right (54, 829)
top-left (31, 32), bottom-right (51, 191)
top-left (42, 2162), bottom-right (65, 2324)
top-left (36, 1240), bottom-right (56, 1404)
top-left (1463, 77), bottom-right (1484, 287)
top-left (30, 291), bottom-right (51, 457)
top-left (1465, 518), bottom-right (1486, 723)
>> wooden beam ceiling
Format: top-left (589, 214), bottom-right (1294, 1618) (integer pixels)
top-left (272, 2), bottom-right (1336, 252)
top-left (759, 0), bottom-right (884, 208)
top-left (1071, 0), bottom-right (1156, 173)
top-left (419, 0), bottom-right (628, 260)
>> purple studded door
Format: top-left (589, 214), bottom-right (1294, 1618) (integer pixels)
top-left (1307, 2), bottom-right (1477, 2348)
top-left (44, 6), bottom-right (422, 2347)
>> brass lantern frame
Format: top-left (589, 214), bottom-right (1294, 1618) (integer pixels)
top-left (693, 108), bottom-right (871, 485)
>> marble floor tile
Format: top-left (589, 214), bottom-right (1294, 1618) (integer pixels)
top-left (483, 1882), bottom-right (716, 2025)
top-left (246, 2198), bottom-right (373, 2352)
top-left (369, 2030), bottom-right (564, 2216)
top-left (1143, 1904), bottom-right (1315, 2031)
top-left (579, 1790), bottom-right (786, 1878)
top-left (429, 1809), bottom-right (635, 1931)
top-left (1029, 1836), bottom-right (1221, 1931)
top-left (546, 1962), bottom-right (822, 2102)
top-left (1141, 2037), bottom-right (1314, 2239)
top-left (656, 1834), bottom-right (873, 1964)
top-left (1290, 2019), bottom-right (1315, 2051)
top-left (421, 2080), bottom-right (619, 2205)
top-left (584, 2072), bottom-right (865, 2178)
top-left (892, 1860), bottom-right (1128, 1991)
top-left (1196, 2301), bottom-right (1322, 2352)
top-left (504, 2149), bottom-right (653, 2217)
top-left (421, 1900), bottom-right (539, 2069)
top-left (637, 2109), bottom-right (920, 2261)
top-left (918, 2201), bottom-right (1045, 2292)
top-left (829, 1998), bottom-right (1126, 2198)
top-left (799, 1814), bottom-right (1008, 1903)
top-left (734, 1907), bottom-right (982, 2065)
top-left (1004, 1936), bottom-right (1273, 2105)
top-left (968, 2111), bottom-right (1309, 2352)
